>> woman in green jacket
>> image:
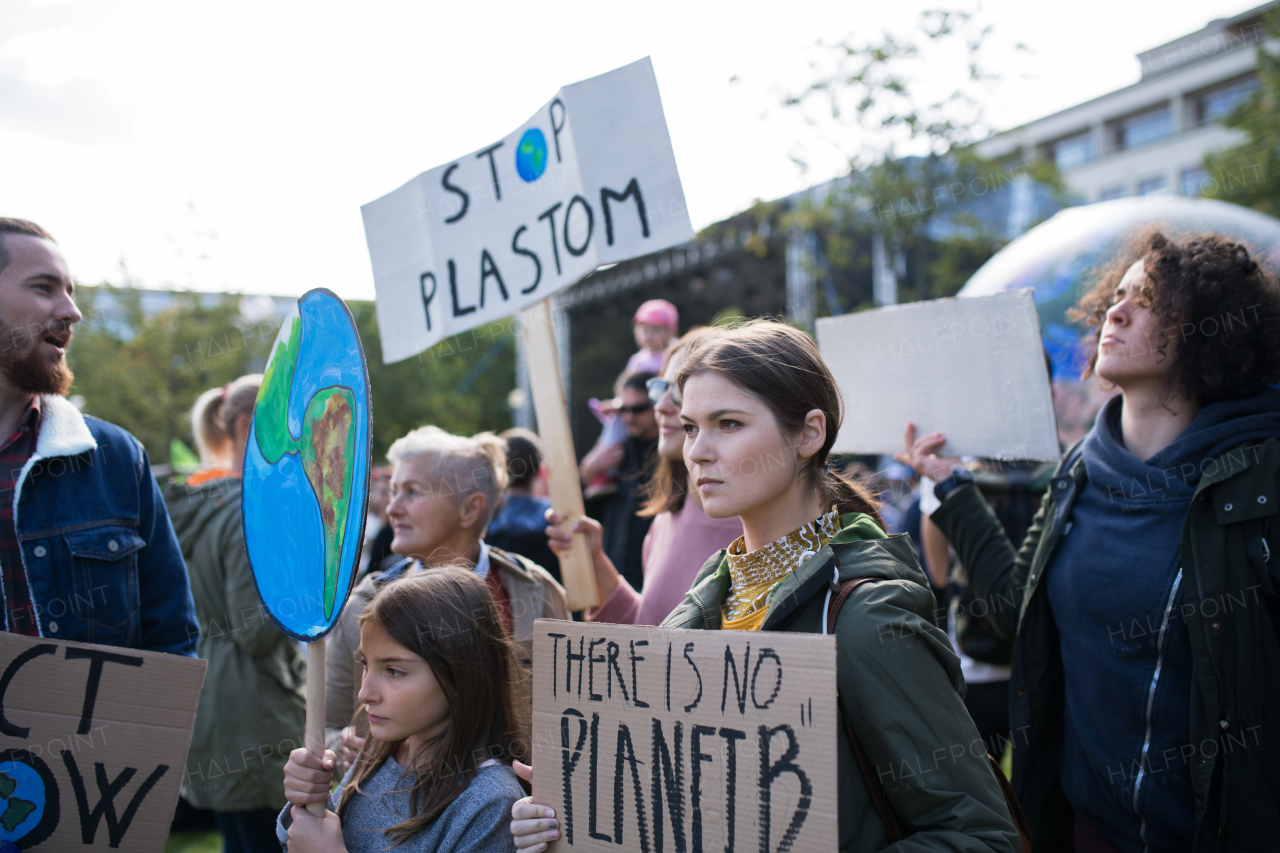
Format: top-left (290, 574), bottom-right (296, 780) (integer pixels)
top-left (511, 320), bottom-right (1020, 852)
top-left (900, 233), bottom-right (1280, 852)
top-left (166, 376), bottom-right (306, 853)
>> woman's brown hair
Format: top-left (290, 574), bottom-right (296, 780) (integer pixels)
top-left (674, 319), bottom-right (883, 526)
top-left (639, 327), bottom-right (718, 517)
top-left (1071, 230), bottom-right (1280, 405)
top-left (336, 568), bottom-right (528, 846)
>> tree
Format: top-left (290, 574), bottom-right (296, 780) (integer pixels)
top-left (781, 9), bottom-right (1063, 307)
top-left (1202, 8), bottom-right (1280, 216)
top-left (68, 286), bottom-right (517, 468)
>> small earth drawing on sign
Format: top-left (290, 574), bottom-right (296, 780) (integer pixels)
top-left (515, 128), bottom-right (548, 182)
top-left (243, 289), bottom-right (371, 640)
top-left (0, 764), bottom-right (43, 842)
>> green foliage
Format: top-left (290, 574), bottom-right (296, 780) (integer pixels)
top-left (782, 9), bottom-right (1066, 305)
top-left (68, 286), bottom-right (276, 469)
top-left (1203, 9), bottom-right (1280, 215)
top-left (67, 287), bottom-right (517, 467)
top-left (350, 303), bottom-right (517, 461)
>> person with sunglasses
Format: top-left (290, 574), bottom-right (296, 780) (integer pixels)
top-left (578, 371), bottom-right (659, 592)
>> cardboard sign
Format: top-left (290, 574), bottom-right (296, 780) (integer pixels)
top-left (0, 633), bottom-right (206, 851)
top-left (363, 57), bottom-right (694, 364)
top-left (531, 620), bottom-right (838, 853)
top-left (243, 288), bottom-right (372, 641)
top-left (816, 290), bottom-right (1059, 461)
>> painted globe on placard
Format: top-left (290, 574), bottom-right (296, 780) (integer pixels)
top-left (242, 289), bottom-right (371, 640)
top-left (960, 196), bottom-right (1280, 381)
top-left (0, 758), bottom-right (50, 848)
top-left (515, 128), bottom-right (549, 182)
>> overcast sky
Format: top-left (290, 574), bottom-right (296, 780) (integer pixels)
top-left (0, 0), bottom-right (1259, 301)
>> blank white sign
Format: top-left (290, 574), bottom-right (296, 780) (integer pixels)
top-left (816, 290), bottom-right (1059, 460)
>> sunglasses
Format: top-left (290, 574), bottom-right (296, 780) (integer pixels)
top-left (645, 377), bottom-right (681, 406)
top-left (618, 401), bottom-right (653, 416)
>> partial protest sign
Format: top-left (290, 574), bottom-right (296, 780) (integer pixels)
top-left (530, 620), bottom-right (838, 853)
top-left (242, 287), bottom-right (372, 813)
top-left (242, 288), bottom-right (372, 641)
top-left (0, 632), bottom-right (205, 852)
top-left (362, 56), bottom-right (694, 364)
top-left (362, 57), bottom-right (694, 611)
top-left (816, 290), bottom-right (1059, 460)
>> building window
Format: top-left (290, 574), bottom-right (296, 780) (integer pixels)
top-left (1100, 186), bottom-right (1125, 201)
top-left (1138, 176), bottom-right (1168, 195)
top-left (1181, 167), bottom-right (1208, 196)
top-left (1051, 131), bottom-right (1094, 171)
top-left (1117, 106), bottom-right (1173, 149)
top-left (1199, 77), bottom-right (1259, 124)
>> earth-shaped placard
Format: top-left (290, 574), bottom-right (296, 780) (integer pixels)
top-left (242, 289), bottom-right (371, 640)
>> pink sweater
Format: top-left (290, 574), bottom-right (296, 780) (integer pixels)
top-left (588, 500), bottom-right (743, 626)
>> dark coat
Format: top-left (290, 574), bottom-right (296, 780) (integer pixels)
top-left (932, 438), bottom-right (1280, 852)
top-left (661, 514), bottom-right (1020, 852)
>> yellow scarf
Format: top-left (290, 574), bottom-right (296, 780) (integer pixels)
top-left (721, 506), bottom-right (841, 631)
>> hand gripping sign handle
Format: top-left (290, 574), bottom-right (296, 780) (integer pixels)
top-left (520, 299), bottom-right (600, 611)
top-left (305, 637), bottom-right (327, 816)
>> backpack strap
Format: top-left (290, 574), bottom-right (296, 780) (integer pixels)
top-left (825, 574), bottom-right (1033, 851)
top-left (825, 575), bottom-right (906, 842)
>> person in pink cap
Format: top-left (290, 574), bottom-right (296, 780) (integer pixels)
top-left (626, 298), bottom-right (678, 373)
top-left (581, 299), bottom-right (679, 499)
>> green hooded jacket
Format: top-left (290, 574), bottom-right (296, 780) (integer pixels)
top-left (661, 513), bottom-right (1020, 852)
top-left (931, 438), bottom-right (1280, 852)
top-left (165, 474), bottom-right (306, 812)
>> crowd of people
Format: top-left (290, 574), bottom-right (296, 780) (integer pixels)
top-left (4, 213), bottom-right (1280, 853)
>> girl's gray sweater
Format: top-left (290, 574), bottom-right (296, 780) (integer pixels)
top-left (276, 757), bottom-right (521, 852)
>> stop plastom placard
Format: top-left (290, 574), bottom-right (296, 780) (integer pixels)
top-left (0, 632), bottom-right (206, 852)
top-left (530, 620), bottom-right (838, 853)
top-left (362, 56), bottom-right (694, 364)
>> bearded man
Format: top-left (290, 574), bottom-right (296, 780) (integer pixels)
top-left (0, 218), bottom-right (196, 654)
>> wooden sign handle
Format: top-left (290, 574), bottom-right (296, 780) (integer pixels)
top-left (520, 299), bottom-right (600, 612)
top-left (305, 637), bottom-right (327, 816)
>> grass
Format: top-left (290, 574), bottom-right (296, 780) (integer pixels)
top-left (164, 831), bottom-right (222, 853)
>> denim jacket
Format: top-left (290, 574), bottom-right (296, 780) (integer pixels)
top-left (3, 394), bottom-right (198, 655)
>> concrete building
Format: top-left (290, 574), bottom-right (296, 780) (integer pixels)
top-left (977, 2), bottom-right (1274, 202)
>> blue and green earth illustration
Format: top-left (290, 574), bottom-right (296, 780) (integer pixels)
top-left (243, 289), bottom-right (371, 640)
top-left (0, 763), bottom-right (43, 846)
top-left (515, 128), bottom-right (548, 182)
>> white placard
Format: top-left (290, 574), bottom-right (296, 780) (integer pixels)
top-left (362, 57), bottom-right (694, 364)
top-left (816, 290), bottom-right (1059, 460)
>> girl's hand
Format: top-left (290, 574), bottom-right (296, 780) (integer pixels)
top-left (511, 761), bottom-right (560, 851)
top-left (545, 511), bottom-right (620, 602)
top-left (287, 804), bottom-right (345, 852)
top-left (284, 748), bottom-right (335, 807)
top-left (894, 422), bottom-right (961, 484)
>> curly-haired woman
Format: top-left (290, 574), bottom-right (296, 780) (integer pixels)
top-left (900, 232), bottom-right (1280, 853)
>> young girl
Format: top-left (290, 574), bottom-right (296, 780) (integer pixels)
top-left (280, 569), bottom-right (526, 852)
top-left (513, 320), bottom-right (1020, 852)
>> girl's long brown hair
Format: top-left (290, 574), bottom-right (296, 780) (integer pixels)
top-left (674, 319), bottom-right (883, 526)
top-left (336, 569), bottom-right (528, 846)
top-left (639, 327), bottom-right (718, 517)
